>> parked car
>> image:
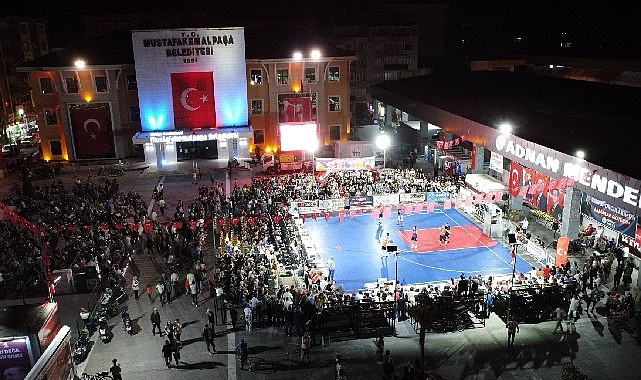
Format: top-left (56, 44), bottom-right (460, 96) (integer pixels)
top-left (19, 136), bottom-right (40, 147)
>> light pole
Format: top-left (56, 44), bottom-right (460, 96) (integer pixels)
top-left (306, 136), bottom-right (318, 173)
top-left (376, 134), bottom-right (390, 169)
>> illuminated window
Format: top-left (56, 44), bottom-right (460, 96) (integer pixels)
top-left (39, 77), bottom-right (53, 94)
top-left (251, 99), bottom-right (263, 115)
top-left (254, 129), bottom-right (265, 145)
top-left (129, 106), bottom-right (140, 122)
top-left (44, 109), bottom-right (57, 125)
top-left (250, 69), bottom-right (262, 85)
top-left (328, 66), bottom-right (340, 82)
top-left (329, 96), bottom-right (340, 112)
top-left (126, 74), bottom-right (137, 90)
top-left (330, 125), bottom-right (341, 140)
top-left (65, 76), bottom-right (79, 93)
top-left (277, 69), bottom-right (289, 85)
top-left (95, 76), bottom-right (108, 92)
top-left (304, 68), bottom-right (316, 83)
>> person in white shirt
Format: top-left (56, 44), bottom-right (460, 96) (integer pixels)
top-left (243, 304), bottom-right (253, 331)
top-left (520, 217), bottom-right (529, 231)
top-left (326, 256), bottom-right (336, 282)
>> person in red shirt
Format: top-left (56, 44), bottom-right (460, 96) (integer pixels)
top-left (543, 265), bottom-right (551, 280)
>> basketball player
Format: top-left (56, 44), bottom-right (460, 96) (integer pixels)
top-left (439, 225), bottom-right (447, 247)
top-left (411, 226), bottom-right (418, 249)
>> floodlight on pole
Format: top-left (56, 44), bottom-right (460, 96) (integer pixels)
top-left (293, 51), bottom-right (303, 61)
top-left (499, 123), bottom-right (512, 135)
top-left (74, 59), bottom-right (86, 69)
top-left (376, 134), bottom-right (391, 168)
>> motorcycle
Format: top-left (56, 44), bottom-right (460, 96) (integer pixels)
top-left (72, 328), bottom-right (90, 364)
top-left (98, 317), bottom-right (110, 343)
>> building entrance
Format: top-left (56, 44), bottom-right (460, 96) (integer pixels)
top-left (176, 141), bottom-right (218, 161)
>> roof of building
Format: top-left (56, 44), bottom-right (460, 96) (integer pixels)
top-left (370, 70), bottom-right (641, 180)
top-left (19, 28), bottom-right (355, 70)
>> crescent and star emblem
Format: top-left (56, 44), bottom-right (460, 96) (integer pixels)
top-left (83, 118), bottom-right (101, 139)
top-left (180, 87), bottom-right (208, 111)
top-left (511, 168), bottom-right (520, 187)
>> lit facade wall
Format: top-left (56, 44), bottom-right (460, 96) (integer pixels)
top-left (131, 28), bottom-right (248, 131)
top-left (27, 65), bottom-right (139, 161)
top-left (246, 57), bottom-right (352, 154)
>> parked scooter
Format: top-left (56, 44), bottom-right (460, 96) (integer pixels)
top-left (98, 317), bottom-right (110, 343)
top-left (72, 327), bottom-right (90, 364)
top-left (121, 309), bottom-right (132, 335)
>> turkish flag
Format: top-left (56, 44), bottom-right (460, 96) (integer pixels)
top-left (509, 161), bottom-right (522, 197)
top-left (171, 72), bottom-right (216, 129)
top-left (555, 236), bottom-right (570, 267)
top-left (69, 104), bottom-right (115, 158)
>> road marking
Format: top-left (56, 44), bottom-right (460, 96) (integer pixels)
top-left (228, 330), bottom-right (236, 379)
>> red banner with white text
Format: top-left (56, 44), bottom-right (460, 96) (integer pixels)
top-left (555, 236), bottom-right (569, 267)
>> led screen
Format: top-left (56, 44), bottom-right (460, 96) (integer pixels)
top-left (279, 123), bottom-right (318, 152)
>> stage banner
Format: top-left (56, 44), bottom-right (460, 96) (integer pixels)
top-left (555, 236), bottom-right (570, 267)
top-left (399, 192), bottom-right (426, 203)
top-left (509, 161), bottom-right (522, 197)
top-left (425, 191), bottom-right (452, 204)
top-left (281, 97), bottom-right (313, 123)
top-left (350, 195), bottom-right (374, 208)
top-left (69, 103), bottom-right (115, 159)
top-left (581, 193), bottom-right (637, 238)
top-left (374, 194), bottom-right (400, 206)
top-left (318, 198), bottom-right (345, 211)
top-left (291, 200), bottom-right (318, 214)
top-left (171, 71), bottom-right (216, 129)
top-left (315, 157), bottom-right (375, 171)
top-left (0, 336), bottom-right (34, 378)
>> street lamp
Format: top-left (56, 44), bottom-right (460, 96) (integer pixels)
top-left (376, 134), bottom-right (390, 168)
top-left (306, 137), bottom-right (318, 173)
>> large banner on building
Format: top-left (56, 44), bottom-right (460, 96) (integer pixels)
top-left (281, 97), bottom-right (312, 123)
top-left (581, 193), bottom-right (637, 238)
top-left (521, 167), bottom-right (566, 222)
top-left (170, 71), bottom-right (216, 129)
top-left (508, 161), bottom-right (522, 197)
top-left (132, 28), bottom-right (248, 131)
top-left (69, 103), bottom-right (115, 159)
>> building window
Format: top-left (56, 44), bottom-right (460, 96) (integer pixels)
top-left (328, 66), bottom-right (340, 82)
top-left (126, 74), bottom-right (137, 91)
top-left (254, 129), bottom-right (265, 145)
top-left (304, 68), bottom-right (316, 83)
top-left (65, 76), bottom-right (79, 93)
top-left (44, 109), bottom-right (57, 125)
top-left (129, 106), bottom-right (140, 122)
top-left (50, 140), bottom-right (62, 156)
top-left (277, 69), bottom-right (289, 85)
top-left (329, 125), bottom-right (341, 141)
top-left (250, 69), bottom-right (262, 85)
top-left (251, 99), bottom-right (263, 115)
top-left (39, 77), bottom-right (53, 94)
top-left (329, 96), bottom-right (340, 112)
top-left (95, 76), bottom-right (108, 92)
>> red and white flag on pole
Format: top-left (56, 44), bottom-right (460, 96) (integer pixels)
top-left (171, 71), bottom-right (216, 129)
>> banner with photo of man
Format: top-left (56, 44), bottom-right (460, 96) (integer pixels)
top-left (522, 167), bottom-right (565, 222)
top-left (581, 193), bottom-right (637, 238)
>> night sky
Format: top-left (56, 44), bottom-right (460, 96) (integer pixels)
top-left (4, 0), bottom-right (640, 59)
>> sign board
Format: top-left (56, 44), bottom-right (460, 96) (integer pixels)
top-left (489, 151), bottom-right (504, 173)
